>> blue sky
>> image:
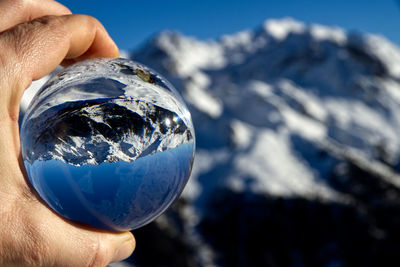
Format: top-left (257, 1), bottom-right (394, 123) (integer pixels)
top-left (58, 0), bottom-right (400, 50)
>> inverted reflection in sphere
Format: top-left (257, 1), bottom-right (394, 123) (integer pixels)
top-left (20, 58), bottom-right (195, 231)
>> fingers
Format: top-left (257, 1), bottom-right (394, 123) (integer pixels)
top-left (0, 0), bottom-right (71, 32)
top-left (1, 14), bottom-right (119, 81)
top-left (61, 14), bottom-right (119, 62)
top-left (0, 14), bottom-right (119, 117)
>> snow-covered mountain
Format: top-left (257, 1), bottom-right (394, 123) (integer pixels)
top-left (22, 18), bottom-right (400, 267)
top-left (125, 18), bottom-right (400, 267)
top-left (130, 18), bottom-right (400, 203)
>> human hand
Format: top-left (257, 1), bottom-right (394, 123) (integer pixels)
top-left (0, 0), bottom-right (135, 266)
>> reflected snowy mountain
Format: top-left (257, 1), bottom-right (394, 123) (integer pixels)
top-left (20, 58), bottom-right (195, 231)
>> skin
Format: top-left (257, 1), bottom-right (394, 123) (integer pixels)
top-left (0, 0), bottom-right (135, 266)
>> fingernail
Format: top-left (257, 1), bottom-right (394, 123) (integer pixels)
top-left (111, 235), bottom-right (135, 262)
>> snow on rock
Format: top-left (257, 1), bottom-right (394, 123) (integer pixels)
top-left (146, 31), bottom-right (225, 76)
top-left (183, 71), bottom-right (223, 118)
top-left (310, 24), bottom-right (347, 44)
top-left (349, 33), bottom-right (400, 78)
top-left (263, 17), bottom-right (306, 41)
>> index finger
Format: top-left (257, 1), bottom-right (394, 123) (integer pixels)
top-left (0, 0), bottom-right (71, 32)
top-left (0, 14), bottom-right (119, 118)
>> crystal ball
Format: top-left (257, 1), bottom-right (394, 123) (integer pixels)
top-left (20, 58), bottom-right (195, 231)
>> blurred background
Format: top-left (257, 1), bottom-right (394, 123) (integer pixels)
top-left (59, 0), bottom-right (400, 50)
top-left (48, 1), bottom-right (400, 266)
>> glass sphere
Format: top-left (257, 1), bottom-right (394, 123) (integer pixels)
top-left (20, 58), bottom-right (195, 231)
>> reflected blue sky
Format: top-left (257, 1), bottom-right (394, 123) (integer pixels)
top-left (24, 141), bottom-right (194, 231)
top-left (59, 1), bottom-right (400, 51)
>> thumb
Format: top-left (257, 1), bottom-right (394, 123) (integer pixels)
top-left (2, 194), bottom-right (135, 266)
top-left (48, 227), bottom-right (135, 266)
top-left (48, 224), bottom-right (136, 266)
